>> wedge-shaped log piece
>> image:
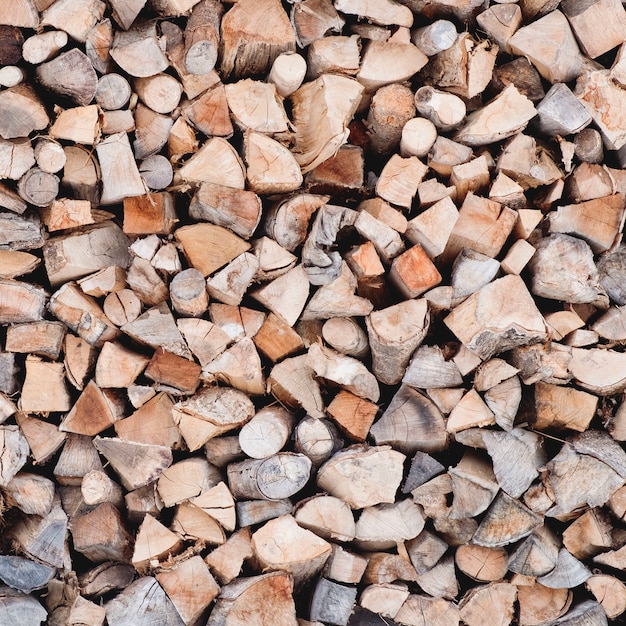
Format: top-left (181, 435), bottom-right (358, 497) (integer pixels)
top-left (110, 22), bottom-right (169, 77)
top-left (442, 193), bottom-right (516, 264)
top-left (0, 139), bottom-right (34, 181)
top-left (549, 194), bottom-right (625, 253)
top-left (508, 524), bottom-right (560, 577)
top-left (0, 250), bottom-right (39, 278)
top-left (172, 501), bottom-right (226, 545)
top-left (562, 0), bottom-right (626, 59)
top-left (424, 32), bottom-right (498, 100)
top-left (0, 212), bottom-right (44, 251)
top-left (536, 82), bottom-right (592, 137)
top-left (177, 318), bottom-right (230, 367)
top-left (473, 492), bottom-right (543, 547)
top-left (226, 80), bottom-right (288, 133)
top-left (508, 10), bottom-right (583, 83)
top-left (455, 85), bottom-right (536, 146)
top-left (517, 582), bottom-right (572, 626)
top-left (175, 223), bottom-right (250, 278)
top-left (376, 154), bottom-right (428, 209)
top-left (96, 133), bottom-right (145, 205)
top-left (16, 414), bottom-right (65, 466)
top-left (10, 503), bottom-right (67, 571)
top-left (317, 445), bottom-right (405, 509)
top-left (0, 556), bottom-right (54, 594)
top-left (445, 274), bottom-right (547, 361)
top-left (534, 381), bottom-right (598, 431)
top-left (327, 390), bottom-right (378, 442)
top-left (563, 508), bottom-right (614, 560)
top-left (357, 40), bottom-right (428, 94)
top-left (371, 385), bottom-right (447, 454)
top-left (0, 0), bottom-right (38, 27)
top-left (592, 306), bottom-right (626, 341)
top-left (19, 356), bottom-right (71, 413)
top-left (598, 243), bottom-right (626, 305)
top-left (459, 582), bottom-right (517, 626)
top-left (294, 494), bottom-right (356, 543)
top-left (190, 183), bottom-right (262, 239)
top-left (0, 85), bottom-right (49, 140)
top-left (207, 571), bottom-right (297, 626)
top-left (245, 131), bottom-right (303, 194)
top-left (301, 263), bottom-right (373, 320)
top-left (569, 347), bottom-right (626, 395)
top-left (95, 342), bottom-right (148, 389)
top-left (203, 337), bottom-right (265, 396)
top-left (251, 515), bottom-right (331, 585)
top-left (455, 544), bottom-right (508, 582)
top-left (36, 49), bottom-right (98, 106)
top-left (204, 527), bottom-right (252, 585)
top-left (466, 428), bottom-right (546, 498)
top-left (132, 514), bottom-right (183, 573)
top-left (268, 354), bottom-right (324, 418)
top-left (586, 575), bottom-right (626, 620)
top-left (105, 576), bottom-right (183, 626)
top-left (50, 283), bottom-right (119, 346)
top-left (156, 457), bottom-right (220, 510)
top-left (359, 583), bottom-right (408, 620)
top-left (253, 312), bottom-right (303, 363)
top-left (406, 197), bottom-right (459, 258)
top-left (355, 499), bottom-right (425, 550)
top-left (0, 425), bottom-right (29, 486)
top-left (0, 279), bottom-right (46, 324)
top-left (543, 439), bottom-right (625, 518)
top-left (145, 347), bottom-right (201, 394)
top-left (43, 222), bottom-right (130, 287)
top-left (173, 385), bottom-right (254, 451)
top-left (156, 556), bottom-right (219, 625)
top-left (576, 70), bottom-right (626, 151)
top-left (403, 345), bottom-right (463, 390)
top-left (251, 264), bottom-right (309, 327)
top-left (93, 437), bottom-right (173, 491)
top-left (418, 558), bottom-right (459, 600)
top-left (291, 74), bottom-right (363, 172)
top-left (395, 595), bottom-right (460, 626)
top-left (537, 549), bottom-right (591, 589)
top-left (60, 380), bottom-right (119, 436)
top-left (366, 299), bottom-right (429, 385)
top-left (476, 4), bottom-right (521, 54)
top-left (252, 238), bottom-right (297, 282)
top-left (335, 0), bottom-right (412, 26)
top-left (122, 302), bottom-right (191, 359)
top-left (220, 0), bottom-right (296, 78)
top-left (174, 137), bottom-right (245, 187)
top-left (448, 451), bottom-right (499, 519)
top-left (190, 481), bottom-right (236, 531)
top-left (72, 502), bottom-right (134, 563)
top-left (308, 343), bottom-right (379, 402)
top-left (530, 234), bottom-right (608, 307)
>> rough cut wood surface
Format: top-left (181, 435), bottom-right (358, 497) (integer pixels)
top-left (4, 1), bottom-right (626, 625)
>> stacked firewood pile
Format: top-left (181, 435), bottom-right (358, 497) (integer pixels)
top-left (5, 0), bottom-right (626, 623)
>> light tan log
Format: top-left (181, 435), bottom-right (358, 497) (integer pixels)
top-left (291, 74), bottom-right (363, 172)
top-left (366, 298), bottom-right (429, 385)
top-left (400, 117), bottom-right (438, 158)
top-left (169, 268), bottom-right (208, 318)
top-left (0, 84), bottom-right (49, 139)
top-left (238, 407), bottom-right (294, 459)
top-left (251, 515), bottom-right (331, 585)
top-left (294, 416), bottom-right (343, 467)
top-left (268, 52), bottom-right (307, 97)
top-left (207, 572), bottom-right (297, 626)
top-left (317, 445), bottom-right (405, 509)
top-left (411, 19), bottom-right (457, 55)
top-left (307, 34), bottom-right (360, 78)
top-left (220, 0), bottom-right (295, 79)
top-left (414, 86), bottom-right (466, 131)
top-left (36, 49), bottom-right (98, 106)
top-left (508, 10), bottom-right (582, 83)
